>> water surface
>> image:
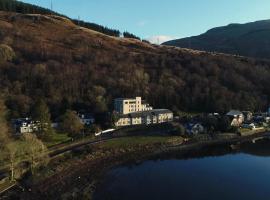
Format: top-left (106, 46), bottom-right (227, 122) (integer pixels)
top-left (94, 141), bottom-right (270, 200)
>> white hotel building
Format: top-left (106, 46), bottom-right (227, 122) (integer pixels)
top-left (114, 97), bottom-right (173, 127)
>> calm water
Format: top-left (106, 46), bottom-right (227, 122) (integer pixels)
top-left (94, 141), bottom-right (270, 200)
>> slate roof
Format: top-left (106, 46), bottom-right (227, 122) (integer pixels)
top-left (226, 110), bottom-right (243, 116)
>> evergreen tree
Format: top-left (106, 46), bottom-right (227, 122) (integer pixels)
top-left (123, 31), bottom-right (141, 40)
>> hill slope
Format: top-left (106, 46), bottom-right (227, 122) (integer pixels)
top-left (0, 0), bottom-right (120, 36)
top-left (163, 20), bottom-right (270, 59)
top-left (0, 11), bottom-right (270, 119)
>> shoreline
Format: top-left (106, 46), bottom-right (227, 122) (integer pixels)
top-left (4, 131), bottom-right (268, 199)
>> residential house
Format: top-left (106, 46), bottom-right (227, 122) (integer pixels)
top-left (226, 110), bottom-right (244, 127)
top-left (78, 113), bottom-right (95, 126)
top-left (253, 114), bottom-right (270, 124)
top-left (12, 118), bottom-right (39, 134)
top-left (185, 123), bottom-right (204, 135)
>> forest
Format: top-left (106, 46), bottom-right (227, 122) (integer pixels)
top-left (0, 4), bottom-right (270, 122)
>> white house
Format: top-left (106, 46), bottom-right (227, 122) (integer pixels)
top-left (12, 118), bottom-right (39, 134)
top-left (226, 110), bottom-right (244, 127)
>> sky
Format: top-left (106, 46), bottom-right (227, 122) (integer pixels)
top-left (20, 0), bottom-right (270, 44)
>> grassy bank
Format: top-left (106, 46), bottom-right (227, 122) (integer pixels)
top-left (98, 136), bottom-right (183, 149)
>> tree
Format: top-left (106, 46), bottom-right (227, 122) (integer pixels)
top-left (22, 133), bottom-right (49, 174)
top-left (172, 124), bottom-right (186, 136)
top-left (218, 116), bottom-right (231, 132)
top-left (60, 110), bottom-right (84, 137)
top-left (123, 32), bottom-right (141, 40)
top-left (89, 124), bottom-right (101, 135)
top-left (31, 99), bottom-right (54, 139)
top-left (202, 115), bottom-right (218, 134)
top-left (110, 112), bottom-right (119, 128)
top-left (0, 44), bottom-right (16, 62)
top-left (0, 99), bottom-right (20, 181)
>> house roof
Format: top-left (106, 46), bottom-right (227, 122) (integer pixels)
top-left (226, 110), bottom-right (243, 116)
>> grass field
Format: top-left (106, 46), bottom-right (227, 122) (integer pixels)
top-left (99, 136), bottom-right (183, 149)
top-left (45, 133), bottom-right (71, 148)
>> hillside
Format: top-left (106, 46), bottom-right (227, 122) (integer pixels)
top-left (0, 11), bottom-right (270, 120)
top-left (0, 0), bottom-right (120, 37)
top-left (163, 20), bottom-right (270, 59)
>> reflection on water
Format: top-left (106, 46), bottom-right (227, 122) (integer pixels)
top-left (94, 140), bottom-right (270, 200)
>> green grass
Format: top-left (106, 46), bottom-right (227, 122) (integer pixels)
top-left (45, 133), bottom-right (71, 148)
top-left (240, 128), bottom-right (251, 133)
top-left (99, 136), bottom-right (183, 149)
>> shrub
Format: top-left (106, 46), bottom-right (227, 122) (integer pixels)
top-left (0, 44), bottom-right (16, 62)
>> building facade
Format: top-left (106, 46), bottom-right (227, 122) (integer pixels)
top-left (77, 113), bottom-right (95, 126)
top-left (114, 97), bottom-right (153, 115)
top-left (115, 109), bottom-right (173, 127)
top-left (226, 110), bottom-right (244, 127)
top-left (12, 118), bottom-right (39, 134)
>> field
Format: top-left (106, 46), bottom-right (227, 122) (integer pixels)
top-left (98, 136), bottom-right (183, 149)
top-left (45, 133), bottom-right (71, 148)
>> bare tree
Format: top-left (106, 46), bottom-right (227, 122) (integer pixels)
top-left (22, 133), bottom-right (49, 174)
top-left (0, 99), bottom-right (16, 181)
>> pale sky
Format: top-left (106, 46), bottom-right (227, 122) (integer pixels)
top-left (20, 0), bottom-right (270, 43)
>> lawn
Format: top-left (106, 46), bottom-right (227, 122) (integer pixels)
top-left (240, 128), bottom-right (251, 133)
top-left (45, 133), bottom-right (72, 148)
top-left (99, 136), bottom-right (183, 149)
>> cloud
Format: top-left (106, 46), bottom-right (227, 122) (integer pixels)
top-left (146, 35), bottom-right (177, 44)
top-left (137, 20), bottom-right (148, 27)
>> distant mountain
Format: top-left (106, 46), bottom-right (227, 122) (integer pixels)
top-left (163, 20), bottom-right (270, 59)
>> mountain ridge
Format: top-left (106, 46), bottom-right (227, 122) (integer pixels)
top-left (163, 20), bottom-right (270, 59)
